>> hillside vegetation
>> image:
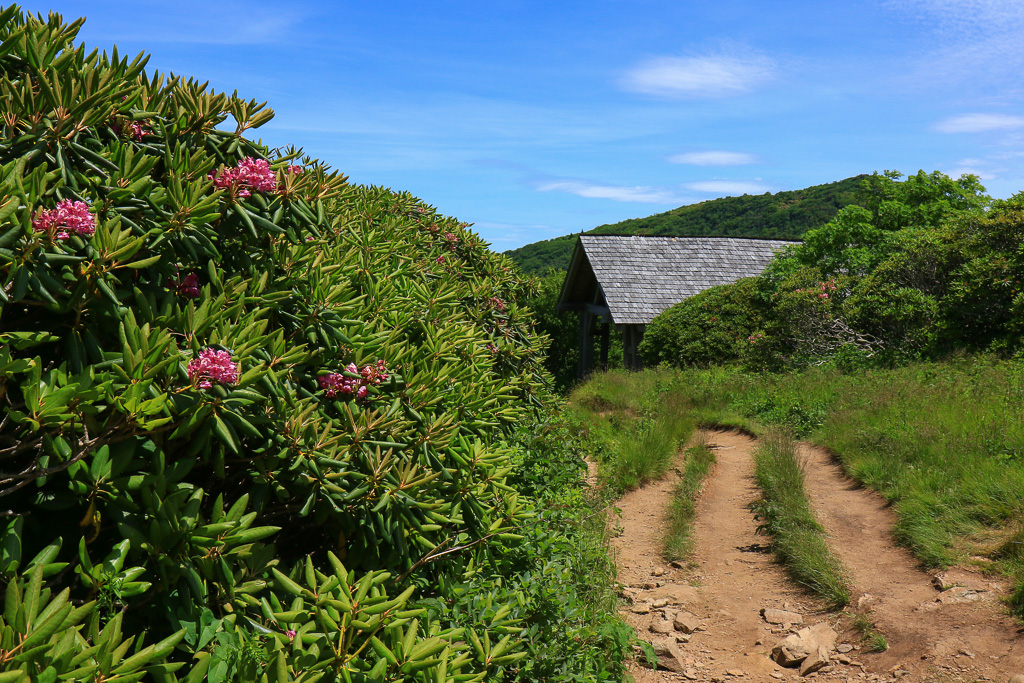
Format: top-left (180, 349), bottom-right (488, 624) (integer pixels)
top-left (0, 8), bottom-right (629, 682)
top-left (505, 176), bottom-right (863, 275)
top-left (640, 170), bottom-right (1003, 370)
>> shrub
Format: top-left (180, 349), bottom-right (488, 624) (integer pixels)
top-left (0, 7), bottom-right (626, 681)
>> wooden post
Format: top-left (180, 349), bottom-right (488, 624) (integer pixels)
top-left (623, 325), bottom-right (645, 370)
top-left (599, 321), bottom-right (610, 370)
top-left (577, 311), bottom-right (595, 379)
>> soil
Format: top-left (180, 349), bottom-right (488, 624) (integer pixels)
top-left (607, 430), bottom-right (1023, 683)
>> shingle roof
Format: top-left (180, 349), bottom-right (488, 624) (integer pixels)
top-left (560, 235), bottom-right (798, 325)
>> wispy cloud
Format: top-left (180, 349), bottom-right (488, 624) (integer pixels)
top-left (685, 180), bottom-right (770, 194)
top-left (535, 180), bottom-right (684, 204)
top-left (619, 51), bottom-right (776, 98)
top-left (934, 113), bottom-right (1024, 133)
top-left (886, 0), bottom-right (1024, 89)
top-left (668, 151), bottom-right (759, 166)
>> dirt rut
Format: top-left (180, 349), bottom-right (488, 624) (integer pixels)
top-left (608, 430), bottom-right (1023, 683)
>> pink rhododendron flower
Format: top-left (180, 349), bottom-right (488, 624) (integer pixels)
top-left (287, 165), bottom-right (303, 175)
top-left (436, 256), bottom-right (445, 264)
top-left (171, 272), bottom-right (201, 299)
top-left (317, 360), bottom-right (388, 400)
top-left (210, 157), bottom-right (278, 198)
top-left (286, 630), bottom-right (296, 642)
top-left (32, 200), bottom-right (96, 240)
top-left (188, 348), bottom-right (239, 388)
top-left (489, 297), bottom-right (506, 312)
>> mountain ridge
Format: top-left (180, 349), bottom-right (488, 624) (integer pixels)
top-left (505, 175), bottom-right (866, 274)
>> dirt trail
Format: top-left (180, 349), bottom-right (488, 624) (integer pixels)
top-left (798, 442), bottom-right (1023, 678)
top-left (609, 430), bottom-right (1023, 683)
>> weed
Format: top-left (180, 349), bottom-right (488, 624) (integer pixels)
top-left (849, 612), bottom-right (888, 651)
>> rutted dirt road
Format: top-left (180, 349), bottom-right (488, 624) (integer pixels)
top-left (608, 430), bottom-right (1023, 682)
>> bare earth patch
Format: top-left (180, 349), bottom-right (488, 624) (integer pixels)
top-left (609, 430), bottom-right (1023, 683)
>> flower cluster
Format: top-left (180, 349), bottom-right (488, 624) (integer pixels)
top-left (171, 272), bottom-right (200, 299)
top-left (795, 279), bottom-right (838, 300)
top-left (32, 200), bottom-right (96, 240)
top-left (318, 360), bottom-right (389, 400)
top-left (210, 157), bottom-right (278, 198)
top-left (748, 333), bottom-right (764, 345)
top-left (187, 348), bottom-right (240, 389)
top-left (444, 232), bottom-right (458, 251)
top-left (110, 118), bottom-right (150, 141)
top-left (488, 297), bottom-right (506, 312)
top-left (486, 343), bottom-right (499, 354)
top-left (287, 165), bottom-right (303, 175)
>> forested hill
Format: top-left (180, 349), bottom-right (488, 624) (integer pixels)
top-left (506, 175), bottom-right (865, 274)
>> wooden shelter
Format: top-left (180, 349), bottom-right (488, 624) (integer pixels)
top-left (557, 235), bottom-right (797, 377)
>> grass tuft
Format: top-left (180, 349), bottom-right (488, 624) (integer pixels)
top-left (751, 430), bottom-right (852, 609)
top-left (664, 435), bottom-right (717, 560)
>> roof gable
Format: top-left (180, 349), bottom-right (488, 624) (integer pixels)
top-left (558, 235), bottom-right (797, 325)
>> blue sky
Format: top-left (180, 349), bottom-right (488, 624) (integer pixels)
top-left (19, 0), bottom-right (1024, 249)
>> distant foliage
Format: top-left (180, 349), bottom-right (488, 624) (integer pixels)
top-left (639, 278), bottom-right (766, 368)
top-left (505, 176), bottom-right (864, 275)
top-left (646, 170), bottom-right (1021, 371)
top-left (0, 7), bottom-right (627, 682)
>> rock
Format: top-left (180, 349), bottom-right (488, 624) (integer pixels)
top-left (836, 644), bottom-right (854, 653)
top-left (684, 668), bottom-right (700, 680)
top-left (1008, 676), bottom-right (1024, 683)
top-left (647, 639), bottom-right (686, 673)
top-left (674, 611), bottom-right (703, 634)
top-left (799, 645), bottom-right (830, 677)
top-left (650, 618), bottom-right (675, 635)
top-left (670, 559), bottom-right (686, 569)
top-left (653, 567), bottom-right (667, 577)
top-left (762, 608), bottom-right (804, 626)
top-left (652, 598), bottom-right (669, 608)
top-left (770, 673), bottom-right (785, 680)
top-left (932, 573), bottom-right (959, 591)
top-left (856, 594), bottom-right (875, 609)
top-left (726, 669), bottom-right (746, 676)
top-left (630, 604), bottom-right (651, 614)
top-left (772, 622), bottom-right (838, 668)
top-left (837, 654), bottom-right (851, 665)
top-left (675, 633), bottom-right (691, 643)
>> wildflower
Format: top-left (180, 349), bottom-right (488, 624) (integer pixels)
top-left (187, 348), bottom-right (239, 389)
top-left (286, 630), bottom-right (296, 642)
top-left (32, 200), bottom-right (96, 240)
top-left (317, 360), bottom-right (388, 400)
top-left (444, 232), bottom-right (458, 251)
top-left (489, 297), bottom-right (506, 312)
top-left (486, 343), bottom-right (499, 354)
top-left (171, 272), bottom-right (200, 299)
top-left (209, 157), bottom-right (278, 198)
top-left (287, 165), bottom-right (303, 175)
top-left (436, 256), bottom-right (446, 264)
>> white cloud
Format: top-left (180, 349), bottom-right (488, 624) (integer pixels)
top-left (668, 151), bottom-right (758, 166)
top-left (620, 53), bottom-right (776, 98)
top-left (535, 181), bottom-right (683, 204)
top-left (934, 113), bottom-right (1024, 133)
top-left (685, 180), bottom-right (770, 195)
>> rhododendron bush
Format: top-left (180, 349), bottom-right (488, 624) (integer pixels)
top-left (0, 7), bottom-right (626, 682)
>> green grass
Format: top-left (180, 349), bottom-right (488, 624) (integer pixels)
top-left (569, 369), bottom-right (696, 494)
top-left (664, 435), bottom-right (716, 560)
top-left (750, 430), bottom-right (852, 609)
top-left (850, 613), bottom-right (888, 652)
